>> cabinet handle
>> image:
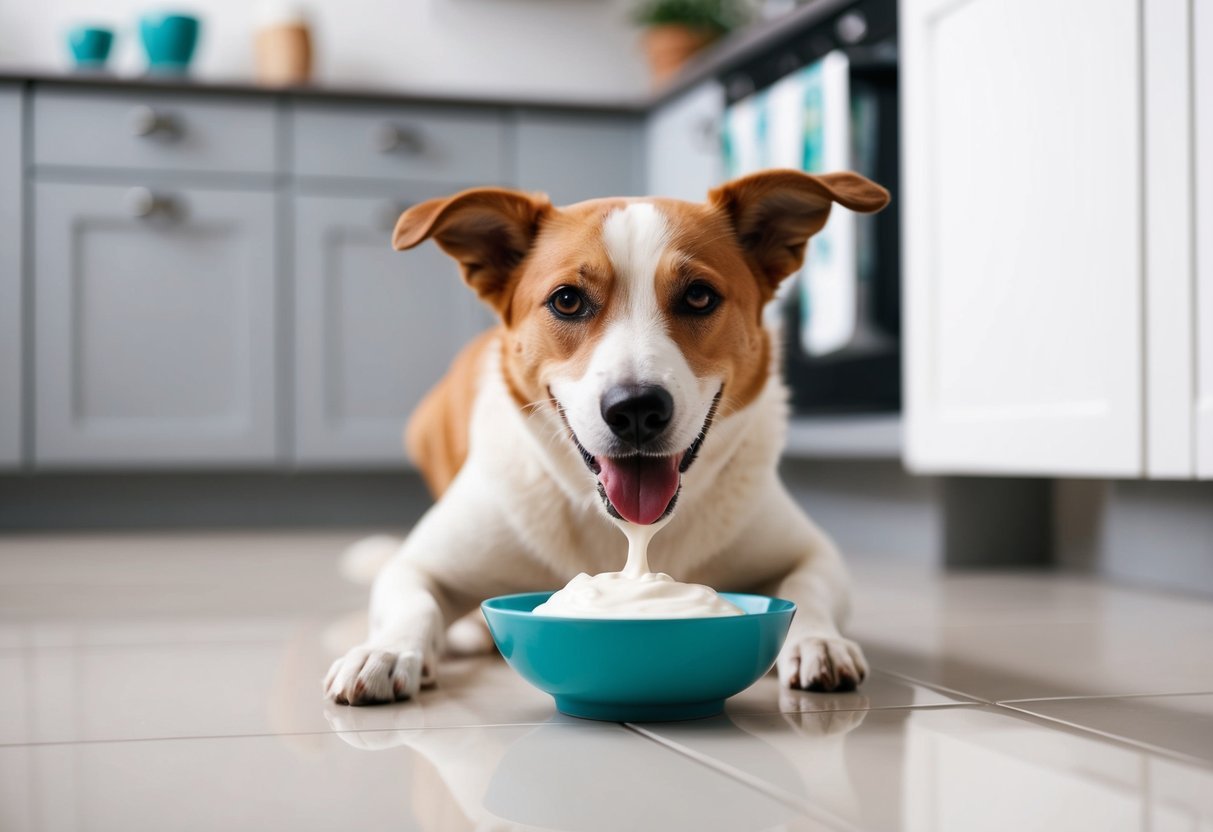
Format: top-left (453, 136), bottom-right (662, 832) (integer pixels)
top-left (126, 187), bottom-right (174, 219)
top-left (835, 10), bottom-right (868, 44)
top-left (373, 123), bottom-right (423, 155)
top-left (693, 116), bottom-right (720, 152)
top-left (379, 201), bottom-right (413, 232)
top-left (129, 105), bottom-right (179, 139)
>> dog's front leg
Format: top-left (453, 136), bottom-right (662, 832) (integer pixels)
top-left (324, 554), bottom-right (453, 705)
top-left (738, 481), bottom-right (869, 692)
top-left (323, 468), bottom-right (526, 705)
top-left (773, 553), bottom-right (868, 692)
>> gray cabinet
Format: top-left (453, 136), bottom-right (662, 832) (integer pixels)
top-left (293, 191), bottom-right (489, 466)
top-left (11, 80), bottom-right (648, 473)
top-left (291, 103), bottom-right (507, 185)
top-left (33, 181), bottom-right (279, 467)
top-left (34, 89), bottom-right (278, 176)
top-left (514, 111), bottom-right (644, 205)
top-left (0, 86), bottom-right (22, 468)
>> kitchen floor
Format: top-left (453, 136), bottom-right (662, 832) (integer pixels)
top-left (1, 532), bottom-right (1211, 831)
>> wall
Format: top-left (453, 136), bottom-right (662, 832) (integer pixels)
top-left (0, 0), bottom-right (649, 101)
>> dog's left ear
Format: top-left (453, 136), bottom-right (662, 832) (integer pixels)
top-left (709, 169), bottom-right (889, 292)
top-left (393, 187), bottom-right (553, 311)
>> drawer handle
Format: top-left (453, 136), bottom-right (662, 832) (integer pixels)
top-left (129, 105), bottom-right (179, 139)
top-left (374, 123), bottom-right (423, 155)
top-left (126, 187), bottom-right (175, 220)
top-left (379, 201), bottom-right (413, 232)
top-left (693, 116), bottom-right (719, 151)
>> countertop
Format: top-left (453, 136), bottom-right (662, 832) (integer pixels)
top-left (0, 0), bottom-right (876, 114)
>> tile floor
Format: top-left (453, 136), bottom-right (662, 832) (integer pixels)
top-left (1, 531), bottom-right (1211, 831)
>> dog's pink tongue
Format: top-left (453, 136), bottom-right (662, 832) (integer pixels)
top-left (597, 455), bottom-right (681, 525)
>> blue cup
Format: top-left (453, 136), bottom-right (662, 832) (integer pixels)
top-left (67, 26), bottom-right (115, 69)
top-left (139, 12), bottom-right (200, 75)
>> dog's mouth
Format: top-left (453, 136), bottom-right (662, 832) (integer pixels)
top-left (555, 389), bottom-right (722, 526)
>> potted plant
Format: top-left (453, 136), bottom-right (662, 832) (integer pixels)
top-left (633, 0), bottom-right (746, 83)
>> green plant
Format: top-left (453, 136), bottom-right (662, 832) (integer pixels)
top-left (631, 0), bottom-right (747, 33)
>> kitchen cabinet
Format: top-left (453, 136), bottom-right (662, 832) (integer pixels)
top-left (33, 182), bottom-right (279, 467)
top-left (1144, 0), bottom-right (1199, 478)
top-left (645, 81), bottom-right (725, 201)
top-left (902, 0), bottom-right (1144, 476)
top-left (33, 89), bottom-right (278, 177)
top-left (293, 191), bottom-right (488, 466)
top-left (1197, 0), bottom-right (1213, 478)
top-left (13, 82), bottom-right (646, 471)
top-left (513, 111), bottom-right (644, 205)
top-left (0, 86), bottom-right (21, 468)
top-left (292, 103), bottom-right (506, 186)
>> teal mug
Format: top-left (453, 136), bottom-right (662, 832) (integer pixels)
top-left (68, 26), bottom-right (115, 69)
top-left (139, 12), bottom-right (200, 75)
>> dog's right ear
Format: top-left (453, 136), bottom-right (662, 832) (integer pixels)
top-left (393, 187), bottom-right (553, 310)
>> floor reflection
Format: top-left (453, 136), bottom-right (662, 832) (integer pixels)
top-left (325, 711), bottom-right (814, 831)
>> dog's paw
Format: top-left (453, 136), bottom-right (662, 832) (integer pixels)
top-left (324, 645), bottom-right (435, 706)
top-left (777, 635), bottom-right (868, 692)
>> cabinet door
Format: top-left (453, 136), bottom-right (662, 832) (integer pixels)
top-left (1197, 0), bottom-right (1213, 478)
top-left (0, 87), bottom-right (21, 468)
top-left (902, 0), bottom-right (1143, 476)
top-left (34, 182), bottom-right (278, 467)
top-left (514, 112), bottom-right (643, 205)
top-left (1144, 0), bottom-right (1196, 477)
top-left (293, 193), bottom-right (487, 467)
top-left (645, 81), bottom-right (725, 200)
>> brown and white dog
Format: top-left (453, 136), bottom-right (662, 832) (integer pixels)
top-left (324, 168), bottom-right (890, 706)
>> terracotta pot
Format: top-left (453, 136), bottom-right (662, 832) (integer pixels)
top-left (642, 24), bottom-right (718, 84)
top-left (255, 22), bottom-right (312, 86)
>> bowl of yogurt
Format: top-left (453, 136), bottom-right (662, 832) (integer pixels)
top-left (480, 521), bottom-right (796, 722)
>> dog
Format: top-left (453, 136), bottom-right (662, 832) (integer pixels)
top-left (324, 168), bottom-right (890, 705)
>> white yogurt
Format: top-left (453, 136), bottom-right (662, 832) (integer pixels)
top-left (532, 521), bottom-right (743, 619)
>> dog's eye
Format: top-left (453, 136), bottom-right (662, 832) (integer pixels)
top-left (548, 287), bottom-right (588, 319)
top-left (681, 282), bottom-right (721, 315)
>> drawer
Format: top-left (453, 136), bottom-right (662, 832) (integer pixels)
top-left (33, 87), bottom-right (277, 175)
top-left (291, 103), bottom-right (506, 184)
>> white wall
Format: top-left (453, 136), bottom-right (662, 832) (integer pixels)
top-left (0, 0), bottom-right (649, 101)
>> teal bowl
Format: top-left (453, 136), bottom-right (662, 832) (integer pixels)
top-left (481, 592), bottom-right (795, 722)
top-left (139, 12), bottom-right (200, 75)
top-left (68, 26), bottom-right (115, 68)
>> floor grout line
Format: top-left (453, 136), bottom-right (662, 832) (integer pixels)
top-left (0, 720), bottom-right (579, 750)
top-left (997, 690), bottom-right (1213, 705)
top-left (993, 702), bottom-right (1213, 770)
top-left (0, 638), bottom-right (308, 653)
top-left (869, 666), bottom-right (994, 705)
top-left (622, 721), bottom-right (861, 832)
top-left (726, 701), bottom-right (978, 718)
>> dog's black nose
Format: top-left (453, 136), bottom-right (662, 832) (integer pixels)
top-left (600, 384), bottom-right (674, 448)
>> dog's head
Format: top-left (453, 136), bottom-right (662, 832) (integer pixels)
top-left (394, 170), bottom-right (889, 525)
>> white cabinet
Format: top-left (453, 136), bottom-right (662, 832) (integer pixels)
top-left (1197, 0), bottom-right (1213, 478)
top-left (645, 81), bottom-right (725, 200)
top-left (1144, 0), bottom-right (1197, 477)
top-left (902, 0), bottom-right (1145, 476)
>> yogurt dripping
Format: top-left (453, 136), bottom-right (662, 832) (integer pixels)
top-left (531, 520), bottom-right (743, 619)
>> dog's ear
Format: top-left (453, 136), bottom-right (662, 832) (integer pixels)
top-left (393, 187), bottom-right (553, 310)
top-left (708, 169), bottom-right (889, 292)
